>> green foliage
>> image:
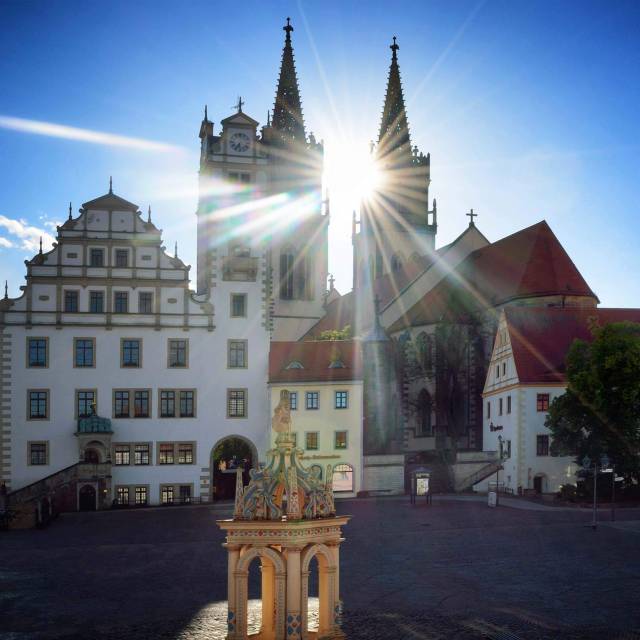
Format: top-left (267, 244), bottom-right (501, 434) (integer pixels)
top-left (546, 322), bottom-right (640, 481)
top-left (557, 483), bottom-right (577, 502)
top-left (317, 325), bottom-right (351, 341)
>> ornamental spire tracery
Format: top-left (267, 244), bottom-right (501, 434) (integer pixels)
top-left (378, 36), bottom-right (411, 162)
top-left (271, 17), bottom-right (306, 145)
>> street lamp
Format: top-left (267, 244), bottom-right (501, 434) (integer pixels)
top-left (582, 455), bottom-right (598, 529)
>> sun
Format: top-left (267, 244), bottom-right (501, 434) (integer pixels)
top-left (324, 138), bottom-right (384, 210)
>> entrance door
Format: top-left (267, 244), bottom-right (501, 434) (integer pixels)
top-left (533, 475), bottom-right (544, 494)
top-left (79, 484), bottom-right (96, 511)
top-left (212, 437), bottom-right (255, 501)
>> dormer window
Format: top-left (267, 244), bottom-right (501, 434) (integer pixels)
top-left (285, 361), bottom-right (304, 370)
top-left (328, 360), bottom-right (346, 369)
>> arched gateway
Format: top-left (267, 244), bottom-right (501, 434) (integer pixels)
top-left (211, 436), bottom-right (258, 501)
top-left (218, 390), bottom-right (350, 639)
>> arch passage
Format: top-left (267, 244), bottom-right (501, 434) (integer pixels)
top-left (211, 436), bottom-right (257, 501)
top-left (301, 543), bottom-right (337, 638)
top-left (332, 463), bottom-right (354, 493)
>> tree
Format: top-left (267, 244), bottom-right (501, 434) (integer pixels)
top-left (317, 325), bottom-right (351, 341)
top-left (546, 322), bottom-right (640, 482)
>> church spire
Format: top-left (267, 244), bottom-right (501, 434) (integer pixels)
top-left (378, 36), bottom-right (411, 161)
top-left (271, 17), bottom-right (306, 145)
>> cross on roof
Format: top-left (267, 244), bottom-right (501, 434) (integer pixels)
top-left (284, 16), bottom-right (293, 35)
top-left (391, 35), bottom-right (399, 54)
top-left (234, 96), bottom-right (244, 113)
top-left (466, 208), bottom-right (478, 225)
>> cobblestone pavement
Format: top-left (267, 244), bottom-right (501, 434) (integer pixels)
top-left (1, 497), bottom-right (640, 639)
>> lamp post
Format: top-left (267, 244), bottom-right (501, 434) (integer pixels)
top-left (600, 454), bottom-right (615, 522)
top-left (582, 455), bottom-right (598, 529)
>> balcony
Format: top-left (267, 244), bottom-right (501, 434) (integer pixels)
top-left (222, 255), bottom-right (258, 282)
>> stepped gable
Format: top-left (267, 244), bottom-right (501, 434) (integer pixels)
top-left (390, 221), bottom-right (598, 330)
top-left (269, 340), bottom-right (362, 383)
top-left (506, 306), bottom-right (640, 384)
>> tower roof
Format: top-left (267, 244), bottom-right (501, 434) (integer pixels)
top-left (378, 36), bottom-right (411, 162)
top-left (271, 17), bottom-right (306, 145)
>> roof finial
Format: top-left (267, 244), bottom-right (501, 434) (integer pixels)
top-left (466, 208), bottom-right (477, 226)
top-left (266, 110), bottom-right (271, 126)
top-left (68, 202), bottom-right (72, 221)
top-left (284, 16), bottom-right (293, 41)
top-left (109, 176), bottom-right (113, 194)
top-left (174, 241), bottom-right (178, 259)
top-left (39, 236), bottom-right (43, 254)
top-left (3, 281), bottom-right (8, 299)
top-left (147, 205), bottom-right (152, 223)
top-left (204, 104), bottom-right (208, 121)
top-left (391, 35), bottom-right (399, 57)
top-left (236, 96), bottom-right (244, 113)
top-left (328, 273), bottom-right (335, 291)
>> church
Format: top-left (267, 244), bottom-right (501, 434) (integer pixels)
top-left (0, 19), bottom-right (632, 522)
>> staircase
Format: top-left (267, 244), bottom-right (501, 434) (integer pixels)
top-left (453, 454), bottom-right (502, 492)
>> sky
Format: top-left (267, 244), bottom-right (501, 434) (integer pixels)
top-left (0, 0), bottom-right (639, 306)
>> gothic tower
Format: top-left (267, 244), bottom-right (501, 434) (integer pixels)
top-left (196, 19), bottom-right (328, 340)
top-left (353, 37), bottom-right (437, 290)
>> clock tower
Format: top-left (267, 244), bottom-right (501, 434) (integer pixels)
top-left (196, 19), bottom-right (328, 341)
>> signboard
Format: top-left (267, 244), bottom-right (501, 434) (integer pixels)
top-left (488, 491), bottom-right (497, 508)
top-left (416, 477), bottom-right (429, 496)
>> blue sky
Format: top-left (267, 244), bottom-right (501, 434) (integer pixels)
top-left (1, 0), bottom-right (639, 306)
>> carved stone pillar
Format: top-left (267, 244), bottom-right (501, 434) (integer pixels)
top-left (286, 547), bottom-right (302, 638)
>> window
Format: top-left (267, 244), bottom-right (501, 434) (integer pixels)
top-left (134, 443), bottom-right (150, 465)
top-left (138, 292), bottom-right (153, 314)
top-left (496, 365), bottom-right (500, 379)
top-left (286, 361), bottom-right (304, 370)
top-left (116, 486), bottom-right (129, 505)
top-left (159, 443), bottom-right (175, 464)
top-left (178, 443), bottom-right (194, 464)
top-left (134, 390), bottom-right (150, 418)
top-left (134, 486), bottom-right (148, 505)
top-left (280, 251), bottom-right (295, 300)
top-left (289, 392), bottom-right (298, 410)
top-left (28, 391), bottom-right (48, 419)
top-left (114, 291), bottom-right (128, 313)
top-left (335, 431), bottom-right (348, 449)
top-left (161, 485), bottom-right (174, 504)
top-left (180, 390), bottom-right (195, 417)
top-left (310, 464), bottom-right (322, 479)
top-left (27, 338), bottom-right (47, 367)
top-left (89, 248), bottom-right (104, 267)
top-left (305, 432), bottom-right (319, 450)
top-left (179, 485), bottom-right (192, 503)
top-left (228, 340), bottom-right (247, 368)
top-left (335, 391), bottom-right (348, 409)
top-left (168, 339), bottom-right (188, 367)
top-left (121, 339), bottom-right (141, 367)
top-left (114, 445), bottom-right (130, 465)
top-left (502, 362), bottom-right (506, 376)
top-left (114, 391), bottom-right (130, 418)
top-left (504, 440), bottom-right (512, 459)
top-left (536, 435), bottom-right (550, 456)
top-left (537, 393), bottom-right (550, 412)
top-left (227, 389), bottom-right (247, 418)
top-left (74, 338), bottom-right (95, 367)
top-left (231, 293), bottom-right (246, 318)
top-left (29, 442), bottom-right (48, 465)
top-left (332, 463), bottom-right (354, 492)
top-left (89, 291), bottom-right (104, 313)
top-left (306, 391), bottom-right (319, 410)
top-left (499, 397), bottom-right (503, 416)
top-left (115, 249), bottom-right (129, 267)
top-left (64, 290), bottom-right (79, 312)
top-left (160, 390), bottom-right (175, 417)
top-left (486, 401), bottom-right (491, 419)
top-left (507, 395), bottom-right (512, 414)
top-left (417, 389), bottom-right (433, 436)
top-left (76, 390), bottom-right (95, 418)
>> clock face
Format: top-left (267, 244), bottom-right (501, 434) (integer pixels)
top-left (229, 132), bottom-right (251, 153)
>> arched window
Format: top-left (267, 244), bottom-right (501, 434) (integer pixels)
top-left (310, 464), bottom-right (323, 479)
top-left (391, 254), bottom-right (402, 272)
top-left (332, 463), bottom-right (354, 492)
top-left (280, 250), bottom-right (295, 300)
top-left (417, 389), bottom-right (433, 436)
top-left (416, 332), bottom-right (433, 371)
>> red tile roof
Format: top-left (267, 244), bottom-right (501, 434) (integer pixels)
top-left (505, 307), bottom-right (640, 384)
top-left (391, 221), bottom-right (598, 330)
top-left (269, 340), bottom-right (362, 383)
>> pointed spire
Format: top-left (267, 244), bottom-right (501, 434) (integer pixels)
top-left (174, 241), bottom-right (178, 259)
top-left (39, 236), bottom-right (43, 254)
top-left (68, 202), bottom-right (72, 221)
top-left (4, 280), bottom-right (8, 299)
top-left (378, 35), bottom-right (411, 161)
top-left (272, 17), bottom-right (306, 145)
top-left (266, 110), bottom-right (271, 126)
top-left (204, 104), bottom-right (208, 121)
top-left (147, 205), bottom-right (152, 223)
top-left (432, 198), bottom-right (437, 227)
top-left (109, 176), bottom-right (113, 194)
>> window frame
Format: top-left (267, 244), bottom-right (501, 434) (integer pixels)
top-left (27, 389), bottom-right (49, 421)
top-left (89, 290), bottom-right (105, 313)
top-left (158, 442), bottom-right (175, 465)
top-left (121, 338), bottom-right (142, 368)
top-left (227, 339), bottom-right (248, 369)
top-left (332, 463), bottom-right (354, 492)
top-left (305, 431), bottom-right (319, 451)
top-left (75, 388), bottom-right (97, 419)
top-left (26, 337), bottom-right (48, 368)
top-left (159, 389), bottom-right (176, 418)
top-left (334, 430), bottom-right (348, 450)
top-left (536, 434), bottom-right (550, 456)
top-left (114, 291), bottom-right (129, 314)
top-left (64, 289), bottom-right (79, 313)
top-left (138, 291), bottom-right (154, 314)
top-left (134, 443), bottom-right (151, 465)
top-left (114, 248), bottom-right (129, 268)
top-left (230, 293), bottom-right (247, 318)
top-left (113, 389), bottom-right (131, 418)
top-left (536, 393), bottom-right (550, 412)
top-left (289, 391), bottom-right (298, 411)
top-left (89, 247), bottom-right (105, 267)
top-left (73, 337), bottom-right (96, 368)
top-left (227, 388), bottom-right (248, 418)
top-left (134, 485), bottom-right (149, 505)
top-left (113, 444), bottom-right (131, 466)
top-left (335, 390), bottom-right (349, 409)
top-left (178, 442), bottom-right (195, 465)
top-left (116, 485), bottom-right (130, 505)
top-left (305, 391), bottom-right (319, 410)
top-left (179, 390), bottom-right (196, 418)
top-left (28, 441), bottom-right (49, 466)
top-left (507, 395), bottom-right (512, 414)
top-left (167, 338), bottom-right (188, 368)
top-left (133, 389), bottom-right (151, 418)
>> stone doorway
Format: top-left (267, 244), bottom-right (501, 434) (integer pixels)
top-left (78, 484), bottom-right (96, 511)
top-left (211, 436), bottom-right (257, 501)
